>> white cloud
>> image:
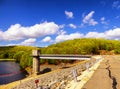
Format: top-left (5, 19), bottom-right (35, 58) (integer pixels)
top-left (112, 1), bottom-right (120, 9)
top-left (85, 32), bottom-right (105, 38)
top-left (83, 11), bottom-right (94, 23)
top-left (65, 11), bottom-right (74, 19)
top-left (101, 17), bottom-right (105, 21)
top-left (105, 28), bottom-right (120, 39)
top-left (82, 11), bottom-right (98, 26)
top-left (42, 36), bottom-right (52, 42)
top-left (0, 21), bottom-right (59, 41)
top-left (20, 38), bottom-right (36, 45)
top-left (59, 24), bottom-right (65, 28)
top-left (55, 32), bottom-right (83, 42)
top-left (55, 28), bottom-right (120, 43)
top-left (5, 27), bottom-right (120, 46)
top-left (69, 24), bottom-right (77, 29)
top-left (100, 17), bottom-right (108, 25)
top-left (6, 44), bottom-right (17, 46)
top-left (57, 30), bottom-right (66, 35)
top-left (0, 30), bottom-right (4, 40)
top-left (7, 38), bottom-right (37, 46)
top-left (85, 28), bottom-right (120, 39)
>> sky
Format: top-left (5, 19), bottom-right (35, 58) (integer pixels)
top-left (0, 0), bottom-right (120, 47)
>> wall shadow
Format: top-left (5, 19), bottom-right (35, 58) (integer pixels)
top-left (40, 68), bottom-right (52, 74)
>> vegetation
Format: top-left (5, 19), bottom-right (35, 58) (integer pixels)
top-left (0, 59), bottom-right (15, 62)
top-left (0, 46), bottom-right (38, 69)
top-left (0, 38), bottom-right (120, 69)
top-left (41, 38), bottom-right (120, 55)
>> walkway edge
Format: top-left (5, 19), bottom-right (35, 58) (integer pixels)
top-left (65, 56), bottom-right (104, 89)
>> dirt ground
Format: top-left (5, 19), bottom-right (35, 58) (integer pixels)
top-left (26, 60), bottom-right (83, 75)
top-left (82, 55), bottom-right (120, 89)
top-left (40, 60), bottom-right (83, 74)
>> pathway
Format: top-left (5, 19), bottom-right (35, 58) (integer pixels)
top-left (66, 55), bottom-right (120, 89)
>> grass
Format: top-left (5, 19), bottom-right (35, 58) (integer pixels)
top-left (0, 59), bottom-right (15, 62)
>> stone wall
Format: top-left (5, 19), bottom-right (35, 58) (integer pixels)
top-left (11, 56), bottom-right (100, 89)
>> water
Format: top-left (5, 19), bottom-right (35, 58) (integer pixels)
top-left (0, 62), bottom-right (25, 85)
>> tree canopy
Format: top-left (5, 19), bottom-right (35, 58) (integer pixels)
top-left (0, 38), bottom-right (120, 69)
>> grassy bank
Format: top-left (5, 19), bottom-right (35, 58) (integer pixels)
top-left (0, 59), bottom-right (15, 62)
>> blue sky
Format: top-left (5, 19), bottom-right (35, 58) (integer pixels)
top-left (0, 0), bottom-right (120, 47)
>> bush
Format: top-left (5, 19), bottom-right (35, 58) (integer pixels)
top-left (114, 44), bottom-right (120, 54)
top-left (13, 51), bottom-right (24, 62)
top-left (40, 59), bottom-right (46, 64)
top-left (20, 53), bottom-right (32, 68)
top-left (1, 52), bottom-right (9, 58)
top-left (48, 59), bottom-right (56, 64)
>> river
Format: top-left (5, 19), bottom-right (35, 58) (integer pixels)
top-left (0, 62), bottom-right (25, 85)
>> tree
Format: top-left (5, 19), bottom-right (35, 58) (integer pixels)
top-left (13, 51), bottom-right (24, 62)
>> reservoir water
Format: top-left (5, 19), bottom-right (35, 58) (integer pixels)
top-left (0, 62), bottom-right (25, 85)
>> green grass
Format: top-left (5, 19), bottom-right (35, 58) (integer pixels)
top-left (0, 59), bottom-right (15, 62)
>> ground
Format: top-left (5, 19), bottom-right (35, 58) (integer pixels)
top-left (26, 60), bottom-right (83, 75)
top-left (82, 55), bottom-right (120, 89)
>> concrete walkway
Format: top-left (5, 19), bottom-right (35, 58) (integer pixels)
top-left (82, 55), bottom-right (120, 89)
top-left (65, 56), bottom-right (103, 89)
top-left (66, 55), bottom-right (120, 89)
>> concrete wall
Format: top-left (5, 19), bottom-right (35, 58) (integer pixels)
top-left (11, 57), bottom-right (99, 89)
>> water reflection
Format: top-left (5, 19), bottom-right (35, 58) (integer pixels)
top-left (0, 62), bottom-right (25, 85)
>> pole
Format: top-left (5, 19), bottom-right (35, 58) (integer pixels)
top-left (32, 50), bottom-right (40, 75)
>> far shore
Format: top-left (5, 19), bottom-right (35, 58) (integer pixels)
top-left (0, 59), bottom-right (15, 62)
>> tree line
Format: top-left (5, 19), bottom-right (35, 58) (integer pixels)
top-left (0, 38), bottom-right (120, 69)
top-left (42, 38), bottom-right (120, 54)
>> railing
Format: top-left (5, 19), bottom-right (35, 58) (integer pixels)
top-left (40, 54), bottom-right (91, 60)
top-left (11, 56), bottom-right (103, 89)
top-left (32, 50), bottom-right (92, 75)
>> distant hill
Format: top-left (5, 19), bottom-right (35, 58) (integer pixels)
top-left (41, 38), bottom-right (120, 55)
top-left (0, 38), bottom-right (120, 69)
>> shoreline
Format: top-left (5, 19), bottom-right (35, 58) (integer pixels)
top-left (0, 59), bottom-right (15, 62)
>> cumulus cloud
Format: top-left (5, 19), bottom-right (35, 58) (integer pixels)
top-left (55, 32), bottom-right (83, 42)
top-left (112, 1), bottom-right (120, 9)
top-left (0, 30), bottom-right (4, 40)
top-left (6, 44), bottom-right (18, 46)
top-left (69, 24), bottom-right (77, 29)
top-left (85, 28), bottom-right (120, 39)
top-left (5, 27), bottom-right (120, 46)
top-left (0, 21), bottom-right (59, 41)
top-left (82, 11), bottom-right (98, 26)
top-left (65, 11), bottom-right (74, 19)
top-left (55, 28), bottom-right (120, 43)
top-left (7, 38), bottom-right (37, 46)
top-left (20, 38), bottom-right (36, 45)
top-left (41, 36), bottom-right (52, 42)
top-left (105, 28), bottom-right (120, 39)
top-left (85, 32), bottom-right (105, 38)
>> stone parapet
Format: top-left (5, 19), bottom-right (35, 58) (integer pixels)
top-left (11, 57), bottom-right (99, 89)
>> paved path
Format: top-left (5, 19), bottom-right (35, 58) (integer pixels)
top-left (82, 55), bottom-right (120, 89)
top-left (65, 56), bottom-right (103, 89)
